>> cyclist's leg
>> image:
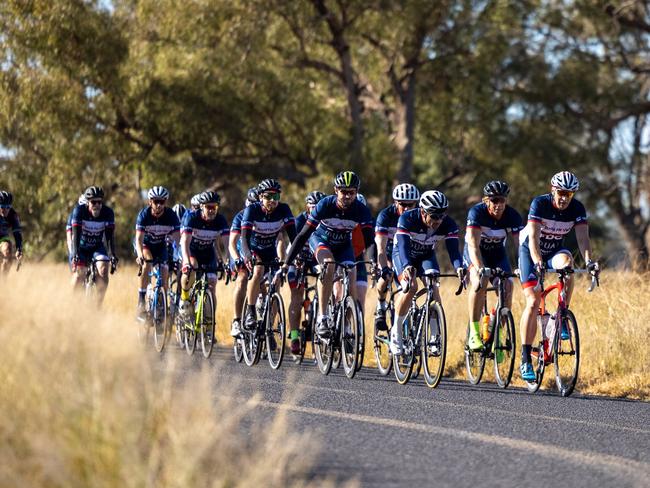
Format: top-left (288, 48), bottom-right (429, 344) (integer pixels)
top-left (309, 236), bottom-right (335, 320)
top-left (493, 253), bottom-right (514, 309)
top-left (550, 250), bottom-right (574, 305)
top-left (465, 246), bottom-right (486, 324)
top-left (233, 261), bottom-right (248, 320)
top-left (391, 253), bottom-right (419, 351)
top-left (93, 249), bottom-right (111, 306)
top-left (354, 253), bottom-right (367, 313)
top-left (518, 246), bottom-right (542, 378)
top-left (180, 255), bottom-right (198, 301)
top-left (287, 265), bottom-right (303, 351)
top-left (0, 238), bottom-right (13, 274)
top-left (138, 247), bottom-right (154, 310)
top-left (71, 247), bottom-right (91, 288)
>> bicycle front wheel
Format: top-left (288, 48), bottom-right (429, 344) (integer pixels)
top-left (355, 300), bottom-right (365, 372)
top-left (233, 337), bottom-right (244, 363)
top-left (422, 301), bottom-right (447, 388)
top-left (393, 317), bottom-right (415, 385)
top-left (493, 308), bottom-right (516, 388)
top-left (152, 286), bottom-right (169, 353)
top-left (341, 296), bottom-right (360, 379)
top-left (525, 314), bottom-right (546, 393)
top-left (241, 299), bottom-right (260, 366)
top-left (554, 309), bottom-right (580, 397)
top-left (199, 291), bottom-right (216, 359)
top-left (267, 293), bottom-right (286, 370)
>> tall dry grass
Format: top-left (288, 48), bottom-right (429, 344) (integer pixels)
top-left (0, 264), bottom-right (341, 488)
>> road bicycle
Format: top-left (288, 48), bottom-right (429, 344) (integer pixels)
top-left (293, 259), bottom-right (319, 365)
top-left (525, 267), bottom-right (599, 397)
top-left (464, 267), bottom-right (517, 388)
top-left (373, 271), bottom-right (395, 376)
top-left (83, 256), bottom-right (117, 302)
top-left (137, 259), bottom-right (170, 352)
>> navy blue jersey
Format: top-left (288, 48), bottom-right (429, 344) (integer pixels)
top-left (66, 212), bottom-right (73, 233)
top-left (375, 204), bottom-right (400, 256)
top-left (520, 194), bottom-right (587, 258)
top-left (295, 211), bottom-right (316, 262)
top-left (0, 208), bottom-right (21, 239)
top-left (241, 202), bottom-right (295, 252)
top-left (181, 210), bottom-right (229, 254)
top-left (135, 207), bottom-right (180, 248)
top-left (230, 210), bottom-right (244, 235)
top-left (393, 208), bottom-right (461, 267)
top-left (465, 203), bottom-right (523, 259)
top-left (71, 204), bottom-right (115, 250)
top-left (307, 195), bottom-right (373, 247)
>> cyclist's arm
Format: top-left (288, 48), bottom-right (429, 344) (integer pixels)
top-left (169, 230), bottom-right (180, 247)
top-left (71, 225), bottom-right (81, 257)
top-left (527, 220), bottom-right (543, 265)
top-left (444, 236), bottom-right (462, 269)
top-left (13, 228), bottom-right (23, 255)
top-left (240, 227), bottom-right (252, 260)
top-left (467, 227), bottom-right (483, 269)
top-left (105, 226), bottom-right (117, 257)
top-left (135, 230), bottom-right (145, 260)
top-left (277, 229), bottom-right (288, 261)
top-left (228, 232), bottom-right (240, 262)
top-left (215, 233), bottom-right (228, 264)
top-left (395, 232), bottom-right (412, 268)
top-left (575, 223), bottom-right (592, 264)
top-left (284, 223), bottom-right (315, 266)
top-left (180, 231), bottom-right (191, 264)
top-left (375, 234), bottom-right (389, 268)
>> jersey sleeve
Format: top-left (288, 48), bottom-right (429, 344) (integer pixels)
top-left (10, 210), bottom-right (21, 232)
top-left (509, 207), bottom-right (524, 234)
top-left (170, 210), bottom-right (181, 231)
top-left (241, 206), bottom-right (254, 231)
top-left (181, 211), bottom-right (193, 234)
top-left (375, 208), bottom-right (390, 235)
top-left (574, 200), bottom-right (588, 225)
top-left (306, 198), bottom-right (326, 227)
top-left (466, 205), bottom-right (481, 229)
top-left (442, 216), bottom-right (460, 239)
top-left (527, 197), bottom-right (543, 223)
top-left (105, 207), bottom-right (115, 228)
top-left (135, 208), bottom-right (146, 231)
top-left (358, 203), bottom-right (373, 229)
top-left (71, 205), bottom-right (83, 227)
top-left (219, 215), bottom-right (230, 236)
top-left (230, 212), bottom-right (243, 234)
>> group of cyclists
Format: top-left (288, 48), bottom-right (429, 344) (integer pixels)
top-left (1, 168), bottom-right (600, 383)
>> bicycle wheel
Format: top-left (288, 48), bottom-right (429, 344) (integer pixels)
top-left (373, 308), bottom-right (392, 376)
top-left (393, 314), bottom-right (415, 385)
top-left (152, 286), bottom-right (169, 353)
top-left (554, 309), bottom-right (580, 397)
top-left (525, 314), bottom-right (546, 393)
top-left (241, 299), bottom-right (260, 366)
top-left (233, 337), bottom-right (244, 362)
top-left (355, 300), bottom-right (365, 372)
top-left (183, 318), bottom-right (197, 356)
top-left (341, 296), bottom-right (360, 379)
top-left (137, 289), bottom-right (150, 347)
top-left (464, 318), bottom-right (485, 385)
top-left (493, 308), bottom-right (516, 388)
top-left (199, 291), bottom-right (216, 358)
top-left (167, 272), bottom-right (181, 345)
top-left (422, 300), bottom-right (447, 388)
top-left (267, 292), bottom-right (286, 369)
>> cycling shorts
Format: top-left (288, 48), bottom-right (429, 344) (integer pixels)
top-left (77, 246), bottom-right (110, 268)
top-left (392, 251), bottom-right (438, 281)
top-left (462, 246), bottom-right (512, 274)
top-left (308, 235), bottom-right (355, 265)
top-left (356, 254), bottom-right (368, 285)
top-left (519, 246), bottom-right (572, 288)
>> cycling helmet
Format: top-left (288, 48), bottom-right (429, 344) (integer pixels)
top-left (393, 183), bottom-right (420, 202)
top-left (334, 171), bottom-right (361, 189)
top-left (305, 190), bottom-right (326, 205)
top-left (83, 186), bottom-right (104, 200)
top-left (147, 186), bottom-right (170, 200)
top-left (0, 191), bottom-right (13, 206)
top-left (246, 187), bottom-right (259, 206)
top-left (419, 190), bottom-right (449, 214)
top-left (483, 180), bottom-right (510, 197)
top-left (357, 193), bottom-right (367, 206)
top-left (172, 203), bottom-right (187, 221)
top-left (190, 193), bottom-right (201, 208)
top-left (199, 190), bottom-right (221, 205)
top-left (78, 194), bottom-right (87, 206)
top-left (257, 178), bottom-right (282, 193)
top-left (551, 171), bottom-right (579, 191)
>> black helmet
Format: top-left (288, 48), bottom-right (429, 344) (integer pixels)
top-left (246, 187), bottom-right (259, 205)
top-left (199, 191), bottom-right (221, 205)
top-left (0, 191), bottom-right (13, 206)
top-left (84, 186), bottom-right (104, 200)
top-left (483, 180), bottom-right (510, 198)
top-left (334, 171), bottom-right (360, 189)
top-left (305, 190), bottom-right (326, 205)
top-left (257, 178), bottom-right (282, 193)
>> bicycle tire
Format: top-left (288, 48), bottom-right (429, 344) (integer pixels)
top-left (392, 311), bottom-right (415, 385)
top-left (137, 287), bottom-right (150, 347)
top-left (525, 314), bottom-right (546, 393)
top-left (422, 300), bottom-right (447, 388)
top-left (493, 308), bottom-right (516, 388)
top-left (152, 286), bottom-right (168, 353)
top-left (553, 309), bottom-right (580, 397)
top-left (464, 318), bottom-right (486, 385)
top-left (233, 337), bottom-right (244, 363)
top-left (267, 292), bottom-right (286, 369)
top-left (199, 290), bottom-right (215, 358)
top-left (168, 275), bottom-right (183, 347)
top-left (355, 300), bottom-right (365, 372)
top-left (241, 298), bottom-right (260, 366)
top-left (341, 296), bottom-right (359, 379)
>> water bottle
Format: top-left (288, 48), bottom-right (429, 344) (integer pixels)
top-left (545, 314), bottom-right (557, 342)
top-left (481, 309), bottom-right (496, 342)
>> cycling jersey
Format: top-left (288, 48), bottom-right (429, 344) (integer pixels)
top-left (295, 211), bottom-right (316, 263)
top-left (71, 204), bottom-right (115, 251)
top-left (0, 208), bottom-right (23, 250)
top-left (181, 210), bottom-right (229, 258)
top-left (519, 194), bottom-right (587, 259)
top-left (241, 202), bottom-right (296, 258)
top-left (463, 202), bottom-right (523, 268)
top-left (307, 195), bottom-right (373, 248)
top-left (135, 207), bottom-right (180, 249)
top-left (375, 204), bottom-right (400, 257)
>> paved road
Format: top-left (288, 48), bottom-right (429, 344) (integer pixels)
top-left (174, 346), bottom-right (650, 487)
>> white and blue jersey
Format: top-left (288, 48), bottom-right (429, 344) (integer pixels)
top-left (295, 211), bottom-right (316, 263)
top-left (375, 204), bottom-right (400, 258)
top-left (392, 209), bottom-right (461, 276)
top-left (0, 208), bottom-right (23, 251)
top-left (181, 210), bottom-right (229, 265)
top-left (463, 202), bottom-right (523, 271)
top-left (71, 204), bottom-right (115, 252)
top-left (307, 195), bottom-right (373, 248)
top-left (229, 209), bottom-right (245, 262)
top-left (135, 207), bottom-right (180, 250)
top-left (241, 202), bottom-right (295, 260)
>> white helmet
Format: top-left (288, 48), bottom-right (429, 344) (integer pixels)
top-left (419, 190), bottom-right (449, 214)
top-left (551, 171), bottom-right (579, 191)
top-left (393, 183), bottom-right (420, 202)
top-left (357, 193), bottom-right (367, 206)
top-left (78, 194), bottom-right (87, 205)
top-left (148, 186), bottom-right (170, 200)
top-left (190, 193), bottom-right (201, 208)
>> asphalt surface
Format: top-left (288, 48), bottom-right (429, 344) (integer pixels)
top-left (169, 345), bottom-right (650, 488)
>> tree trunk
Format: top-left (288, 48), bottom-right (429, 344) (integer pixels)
top-left (395, 72), bottom-right (416, 183)
top-left (613, 211), bottom-right (649, 271)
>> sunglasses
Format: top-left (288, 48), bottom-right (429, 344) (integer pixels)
top-left (89, 200), bottom-right (103, 206)
top-left (0, 204), bottom-right (11, 209)
top-left (424, 211), bottom-right (446, 220)
top-left (151, 199), bottom-right (166, 205)
top-left (262, 193), bottom-right (281, 201)
top-left (488, 197), bottom-right (506, 204)
top-left (396, 201), bottom-right (417, 209)
top-left (555, 190), bottom-right (575, 198)
top-left (203, 204), bottom-right (219, 210)
top-left (337, 189), bottom-right (357, 197)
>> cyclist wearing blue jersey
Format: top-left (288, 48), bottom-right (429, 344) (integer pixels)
top-left (373, 183), bottom-right (420, 331)
top-left (66, 193), bottom-right (87, 261)
top-left (179, 191), bottom-right (230, 320)
top-left (228, 187), bottom-right (259, 337)
top-left (70, 186), bottom-right (119, 305)
top-left (240, 179), bottom-right (296, 331)
top-left (0, 191), bottom-right (23, 274)
top-left (518, 171), bottom-right (599, 382)
top-left (190, 194), bottom-right (201, 212)
top-left (134, 186), bottom-right (181, 319)
top-left (282, 171), bottom-right (374, 338)
top-left (390, 190), bottom-right (465, 355)
top-left (464, 180), bottom-right (523, 350)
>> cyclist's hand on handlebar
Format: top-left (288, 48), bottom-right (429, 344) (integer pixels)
top-left (15, 249), bottom-right (23, 260)
top-left (479, 267), bottom-right (491, 280)
top-left (456, 266), bottom-right (467, 281)
top-left (586, 259), bottom-right (600, 275)
top-left (381, 266), bottom-right (393, 280)
top-left (136, 256), bottom-right (145, 267)
top-left (110, 255), bottom-right (119, 273)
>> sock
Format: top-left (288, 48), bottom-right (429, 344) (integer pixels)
top-left (470, 321), bottom-right (480, 337)
top-left (521, 344), bottom-right (532, 364)
top-left (180, 288), bottom-right (189, 301)
top-left (247, 304), bottom-right (255, 314)
top-left (290, 329), bottom-right (300, 340)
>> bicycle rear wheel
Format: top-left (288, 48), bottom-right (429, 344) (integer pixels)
top-left (234, 337), bottom-right (244, 362)
top-left (464, 320), bottom-right (485, 385)
top-left (183, 319), bottom-right (197, 356)
top-left (199, 291), bottom-right (216, 358)
top-left (355, 300), bottom-right (365, 372)
top-left (341, 296), bottom-right (360, 379)
top-left (422, 301), bottom-right (447, 388)
top-left (152, 286), bottom-right (168, 353)
top-left (493, 308), bottom-right (516, 388)
top-left (554, 309), bottom-right (580, 397)
top-left (393, 315), bottom-right (415, 385)
top-left (168, 271), bottom-right (182, 346)
top-left (241, 299), bottom-right (260, 366)
top-left (267, 292), bottom-right (286, 369)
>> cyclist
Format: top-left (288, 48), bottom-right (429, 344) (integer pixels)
top-left (66, 193), bottom-right (87, 262)
top-left (282, 171), bottom-right (374, 338)
top-left (70, 186), bottom-right (119, 305)
top-left (0, 191), bottom-right (23, 274)
top-left (134, 186), bottom-right (181, 320)
top-left (228, 186), bottom-right (259, 337)
top-left (179, 191), bottom-right (230, 323)
top-left (518, 171), bottom-right (598, 382)
top-left (240, 179), bottom-right (296, 331)
top-left (286, 190), bottom-right (326, 354)
top-left (464, 180), bottom-right (523, 350)
top-left (190, 193), bottom-right (201, 212)
top-left (390, 190), bottom-right (464, 355)
top-left (373, 183), bottom-right (420, 331)
top-left (351, 193), bottom-right (374, 312)
top-left (171, 203), bottom-right (187, 265)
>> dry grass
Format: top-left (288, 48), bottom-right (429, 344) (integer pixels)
top-left (0, 264), bottom-right (349, 488)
